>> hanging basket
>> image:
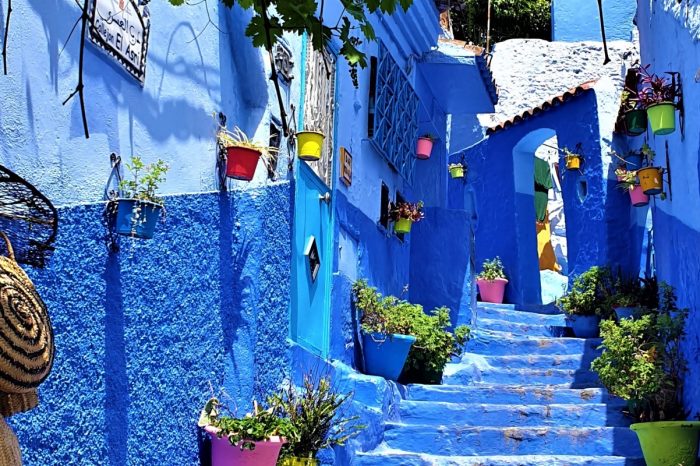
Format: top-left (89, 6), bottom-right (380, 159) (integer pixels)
top-left (416, 137), bottom-right (434, 160)
top-left (566, 155), bottom-right (581, 170)
top-left (646, 102), bottom-right (676, 136)
top-left (394, 218), bottom-right (413, 234)
top-left (296, 131), bottom-right (325, 161)
top-left (638, 167), bottom-right (663, 195)
top-left (449, 165), bottom-right (465, 179)
top-left (623, 109), bottom-right (648, 136)
top-left (226, 146), bottom-right (262, 181)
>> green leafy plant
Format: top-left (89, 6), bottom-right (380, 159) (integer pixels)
top-left (390, 201), bottom-right (424, 223)
top-left (557, 266), bottom-right (613, 318)
top-left (592, 284), bottom-right (688, 422)
top-left (352, 280), bottom-right (470, 383)
top-left (448, 162), bottom-right (467, 172)
top-left (639, 143), bottom-right (656, 166)
top-left (270, 373), bottom-right (364, 460)
top-left (419, 133), bottom-right (436, 141)
top-left (615, 168), bottom-right (638, 193)
top-left (608, 273), bottom-right (642, 308)
top-left (118, 156), bottom-right (169, 205)
top-left (477, 257), bottom-right (506, 282)
top-left (199, 398), bottom-right (296, 450)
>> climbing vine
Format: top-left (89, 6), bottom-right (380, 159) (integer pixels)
top-left (168, 0), bottom-right (414, 135)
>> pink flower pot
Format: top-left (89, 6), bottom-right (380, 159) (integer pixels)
top-left (205, 426), bottom-right (285, 466)
top-left (477, 278), bottom-right (508, 304)
top-left (416, 137), bottom-right (434, 160)
top-left (629, 185), bottom-right (649, 207)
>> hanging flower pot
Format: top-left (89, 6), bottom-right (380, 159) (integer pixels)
top-left (362, 333), bottom-right (416, 381)
top-left (296, 131), bottom-right (325, 161)
top-left (394, 218), bottom-right (412, 234)
top-left (390, 201), bottom-right (424, 235)
top-left (449, 164), bottom-right (465, 179)
top-left (623, 109), bottom-right (648, 136)
top-left (628, 185), bottom-right (649, 207)
top-left (226, 146), bottom-right (262, 181)
top-left (115, 199), bottom-right (163, 239)
top-left (646, 102), bottom-right (676, 136)
top-left (416, 135), bottom-right (435, 160)
top-left (638, 167), bottom-right (663, 195)
top-left (565, 155), bottom-right (581, 170)
top-left (631, 421), bottom-right (700, 466)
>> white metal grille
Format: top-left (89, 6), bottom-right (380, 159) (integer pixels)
top-left (302, 41), bottom-right (336, 187)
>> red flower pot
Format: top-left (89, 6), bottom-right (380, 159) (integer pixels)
top-left (416, 137), bottom-right (434, 160)
top-left (226, 146), bottom-right (262, 181)
top-left (477, 278), bottom-right (508, 304)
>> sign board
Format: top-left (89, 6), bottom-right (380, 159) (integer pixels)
top-left (87, 0), bottom-right (150, 84)
top-left (339, 147), bottom-right (352, 186)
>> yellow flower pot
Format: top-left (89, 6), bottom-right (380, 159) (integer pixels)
top-left (566, 155), bottom-right (581, 170)
top-left (394, 218), bottom-right (412, 234)
top-left (278, 457), bottom-right (319, 466)
top-left (638, 167), bottom-right (663, 195)
top-left (449, 166), bottom-right (464, 179)
top-left (296, 131), bottom-right (325, 161)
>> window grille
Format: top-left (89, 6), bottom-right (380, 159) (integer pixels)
top-left (372, 44), bottom-right (420, 184)
top-left (302, 40), bottom-right (336, 187)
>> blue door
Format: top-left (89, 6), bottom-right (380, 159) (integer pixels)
top-left (291, 161), bottom-right (332, 357)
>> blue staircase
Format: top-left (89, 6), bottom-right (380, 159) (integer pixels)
top-left (355, 303), bottom-right (644, 465)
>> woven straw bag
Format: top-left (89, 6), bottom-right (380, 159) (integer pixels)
top-left (0, 232), bottom-right (54, 417)
top-left (0, 417), bottom-right (21, 466)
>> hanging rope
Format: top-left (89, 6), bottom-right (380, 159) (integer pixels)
top-left (596, 0), bottom-right (611, 65)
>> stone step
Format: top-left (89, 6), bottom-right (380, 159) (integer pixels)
top-left (468, 332), bottom-right (602, 357)
top-left (355, 450), bottom-right (644, 466)
top-left (443, 363), bottom-right (601, 387)
top-left (381, 424), bottom-right (643, 457)
top-left (477, 354), bottom-right (600, 371)
top-left (406, 384), bottom-right (623, 406)
top-left (397, 401), bottom-right (631, 428)
top-left (476, 302), bottom-right (562, 315)
top-left (477, 318), bottom-right (568, 338)
top-left (476, 305), bottom-right (567, 327)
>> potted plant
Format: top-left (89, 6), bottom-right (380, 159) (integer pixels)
top-left (620, 87), bottom-right (647, 136)
top-left (217, 126), bottom-right (278, 181)
top-left (476, 257), bottom-right (508, 304)
top-left (448, 162), bottom-right (466, 179)
top-left (592, 284), bottom-right (700, 466)
top-left (390, 201), bottom-right (424, 234)
top-left (639, 66), bottom-right (678, 136)
top-left (399, 307), bottom-right (470, 385)
top-left (636, 143), bottom-right (664, 196)
top-left (199, 398), bottom-right (295, 466)
top-left (608, 274), bottom-right (643, 320)
top-left (557, 266), bottom-right (613, 338)
top-left (271, 373), bottom-right (364, 466)
top-left (295, 130), bottom-right (325, 161)
top-left (615, 168), bottom-right (649, 207)
top-left (562, 147), bottom-right (582, 171)
top-left (416, 134), bottom-right (436, 160)
top-left (115, 156), bottom-right (169, 240)
top-left (352, 280), bottom-right (417, 381)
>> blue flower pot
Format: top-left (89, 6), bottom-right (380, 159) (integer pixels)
top-left (566, 315), bottom-right (601, 338)
top-left (115, 199), bottom-right (163, 239)
top-left (614, 307), bottom-right (637, 321)
top-left (362, 333), bottom-right (416, 381)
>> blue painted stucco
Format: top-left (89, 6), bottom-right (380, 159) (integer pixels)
top-left (463, 90), bottom-right (640, 305)
top-left (8, 187), bottom-right (292, 465)
top-left (635, 0), bottom-right (700, 419)
top-left (551, 0), bottom-right (636, 42)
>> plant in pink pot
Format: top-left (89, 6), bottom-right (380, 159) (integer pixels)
top-left (476, 257), bottom-right (508, 304)
top-left (615, 168), bottom-right (649, 207)
top-left (199, 398), bottom-right (295, 466)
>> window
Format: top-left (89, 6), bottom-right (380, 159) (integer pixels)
top-left (302, 40), bottom-right (336, 187)
top-left (379, 182), bottom-right (390, 229)
top-left (371, 44), bottom-right (420, 184)
top-left (367, 56), bottom-right (378, 138)
top-left (268, 118), bottom-right (282, 179)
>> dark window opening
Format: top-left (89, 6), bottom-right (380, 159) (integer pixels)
top-left (268, 118), bottom-right (282, 179)
top-left (367, 56), bottom-right (378, 138)
top-left (394, 191), bottom-right (405, 242)
top-left (379, 182), bottom-right (390, 229)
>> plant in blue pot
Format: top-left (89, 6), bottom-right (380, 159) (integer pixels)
top-left (557, 266), bottom-right (613, 338)
top-left (592, 284), bottom-right (699, 466)
top-left (115, 156), bottom-right (169, 239)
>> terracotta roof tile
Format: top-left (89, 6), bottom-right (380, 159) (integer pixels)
top-left (487, 80), bottom-right (597, 135)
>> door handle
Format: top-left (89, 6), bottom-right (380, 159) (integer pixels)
top-left (319, 192), bottom-right (331, 204)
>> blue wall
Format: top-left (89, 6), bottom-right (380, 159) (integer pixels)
top-left (464, 92), bottom-right (640, 304)
top-left (552, 0), bottom-right (636, 42)
top-left (636, 0), bottom-right (700, 418)
top-left (9, 187), bottom-right (292, 466)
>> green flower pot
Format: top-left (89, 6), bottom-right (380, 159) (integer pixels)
top-left (394, 218), bottom-right (412, 234)
top-left (631, 421), bottom-right (700, 466)
top-left (647, 102), bottom-right (676, 136)
top-left (449, 166), bottom-right (464, 179)
top-left (623, 109), bottom-right (648, 136)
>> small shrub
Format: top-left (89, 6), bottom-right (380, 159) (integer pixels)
top-left (477, 257), bottom-right (506, 281)
top-left (557, 266), bottom-right (613, 318)
top-left (118, 155), bottom-right (169, 204)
